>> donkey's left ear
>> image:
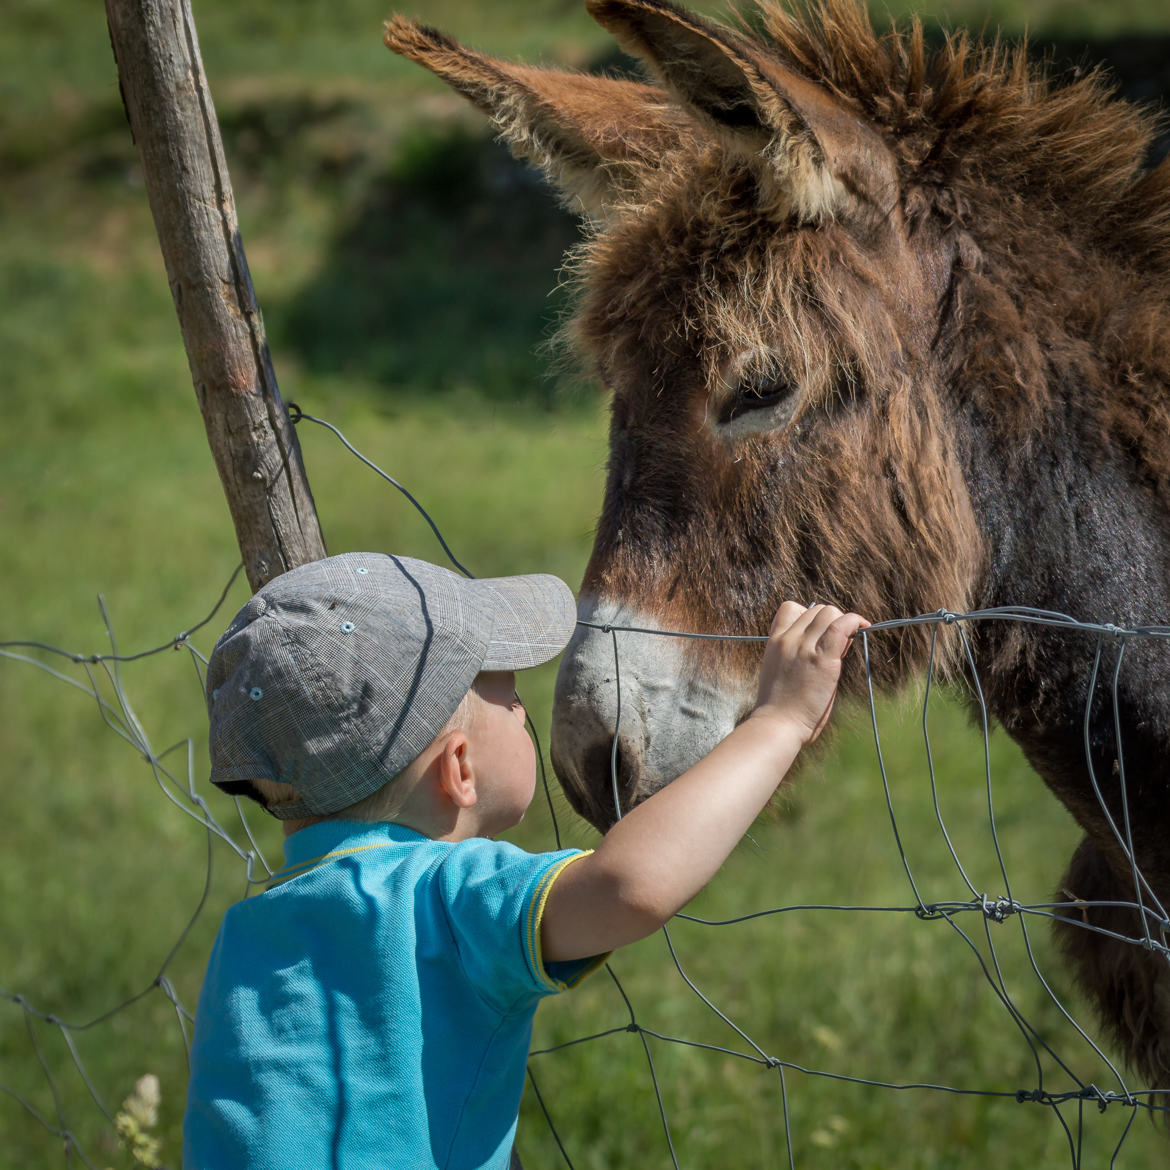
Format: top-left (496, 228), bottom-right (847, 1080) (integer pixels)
top-left (385, 16), bottom-right (699, 220)
top-left (586, 0), bottom-right (897, 224)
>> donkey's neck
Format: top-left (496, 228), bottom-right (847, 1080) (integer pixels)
top-left (959, 406), bottom-right (1170, 867)
top-left (962, 392), bottom-right (1170, 629)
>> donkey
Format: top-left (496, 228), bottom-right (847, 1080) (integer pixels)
top-left (386, 0), bottom-right (1170, 1097)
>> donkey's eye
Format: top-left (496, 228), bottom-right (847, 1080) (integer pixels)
top-left (723, 374), bottom-right (795, 423)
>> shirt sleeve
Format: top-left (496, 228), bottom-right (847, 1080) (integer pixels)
top-left (435, 839), bottom-right (609, 1015)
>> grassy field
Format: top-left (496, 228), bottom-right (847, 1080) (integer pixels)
top-left (3, 0), bottom-right (1170, 1166)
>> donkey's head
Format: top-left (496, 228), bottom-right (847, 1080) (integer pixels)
top-left (388, 0), bottom-right (985, 827)
top-left (388, 0), bottom-right (1068, 827)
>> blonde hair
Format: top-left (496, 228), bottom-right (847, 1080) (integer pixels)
top-left (251, 679), bottom-right (483, 824)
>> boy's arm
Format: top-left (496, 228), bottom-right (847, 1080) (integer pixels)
top-left (541, 603), bottom-right (868, 963)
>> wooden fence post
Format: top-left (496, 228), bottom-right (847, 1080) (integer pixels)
top-left (105, 0), bottom-right (327, 591)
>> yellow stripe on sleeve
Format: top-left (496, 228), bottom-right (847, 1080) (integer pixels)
top-left (525, 852), bottom-right (611, 992)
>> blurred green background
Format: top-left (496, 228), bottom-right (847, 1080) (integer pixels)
top-left (3, 0), bottom-right (1170, 1166)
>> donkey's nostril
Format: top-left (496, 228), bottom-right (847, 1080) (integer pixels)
top-left (582, 741), bottom-right (615, 797)
top-left (599, 736), bottom-right (641, 822)
top-left (569, 737), bottom-right (638, 830)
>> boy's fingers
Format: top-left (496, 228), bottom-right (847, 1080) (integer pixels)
top-left (816, 612), bottom-right (870, 658)
top-left (781, 602), bottom-right (835, 641)
top-left (793, 604), bottom-right (843, 645)
top-left (769, 602), bottom-right (870, 657)
top-left (769, 600), bottom-right (809, 637)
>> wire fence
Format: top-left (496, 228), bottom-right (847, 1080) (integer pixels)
top-left (2, 406), bottom-right (1168, 1168)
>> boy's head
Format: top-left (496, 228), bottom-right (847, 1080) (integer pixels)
top-left (205, 553), bottom-right (576, 823)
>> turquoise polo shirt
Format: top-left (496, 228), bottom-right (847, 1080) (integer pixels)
top-left (182, 820), bottom-right (605, 1169)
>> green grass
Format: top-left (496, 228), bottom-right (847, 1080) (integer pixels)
top-left (3, 0), bottom-right (1170, 1166)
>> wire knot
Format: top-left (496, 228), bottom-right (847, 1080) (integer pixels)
top-left (1081, 1084), bottom-right (1137, 1112)
top-left (1087, 1084), bottom-right (1113, 1112)
top-left (936, 608), bottom-right (958, 625)
top-left (287, 402), bottom-right (303, 423)
top-left (914, 903), bottom-right (944, 920)
top-left (980, 894), bottom-right (1022, 923)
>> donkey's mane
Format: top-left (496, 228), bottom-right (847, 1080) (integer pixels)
top-left (747, 0), bottom-right (1170, 269)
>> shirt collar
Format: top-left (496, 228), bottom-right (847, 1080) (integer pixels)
top-left (279, 820), bottom-right (428, 875)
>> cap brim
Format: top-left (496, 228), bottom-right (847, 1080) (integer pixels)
top-left (470, 573), bottom-right (578, 671)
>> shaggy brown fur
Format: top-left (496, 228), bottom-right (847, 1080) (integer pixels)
top-left (387, 0), bottom-right (1170, 1103)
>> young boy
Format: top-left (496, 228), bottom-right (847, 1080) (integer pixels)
top-left (182, 551), bottom-right (867, 1169)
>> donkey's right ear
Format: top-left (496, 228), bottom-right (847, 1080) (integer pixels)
top-left (585, 0), bottom-right (897, 225)
top-left (385, 17), bottom-right (698, 220)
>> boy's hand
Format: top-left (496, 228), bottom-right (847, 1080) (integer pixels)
top-left (750, 602), bottom-right (869, 745)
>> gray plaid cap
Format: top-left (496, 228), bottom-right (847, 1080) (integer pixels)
top-left (206, 552), bottom-right (577, 819)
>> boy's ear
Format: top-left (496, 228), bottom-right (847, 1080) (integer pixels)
top-left (436, 732), bottom-right (477, 809)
